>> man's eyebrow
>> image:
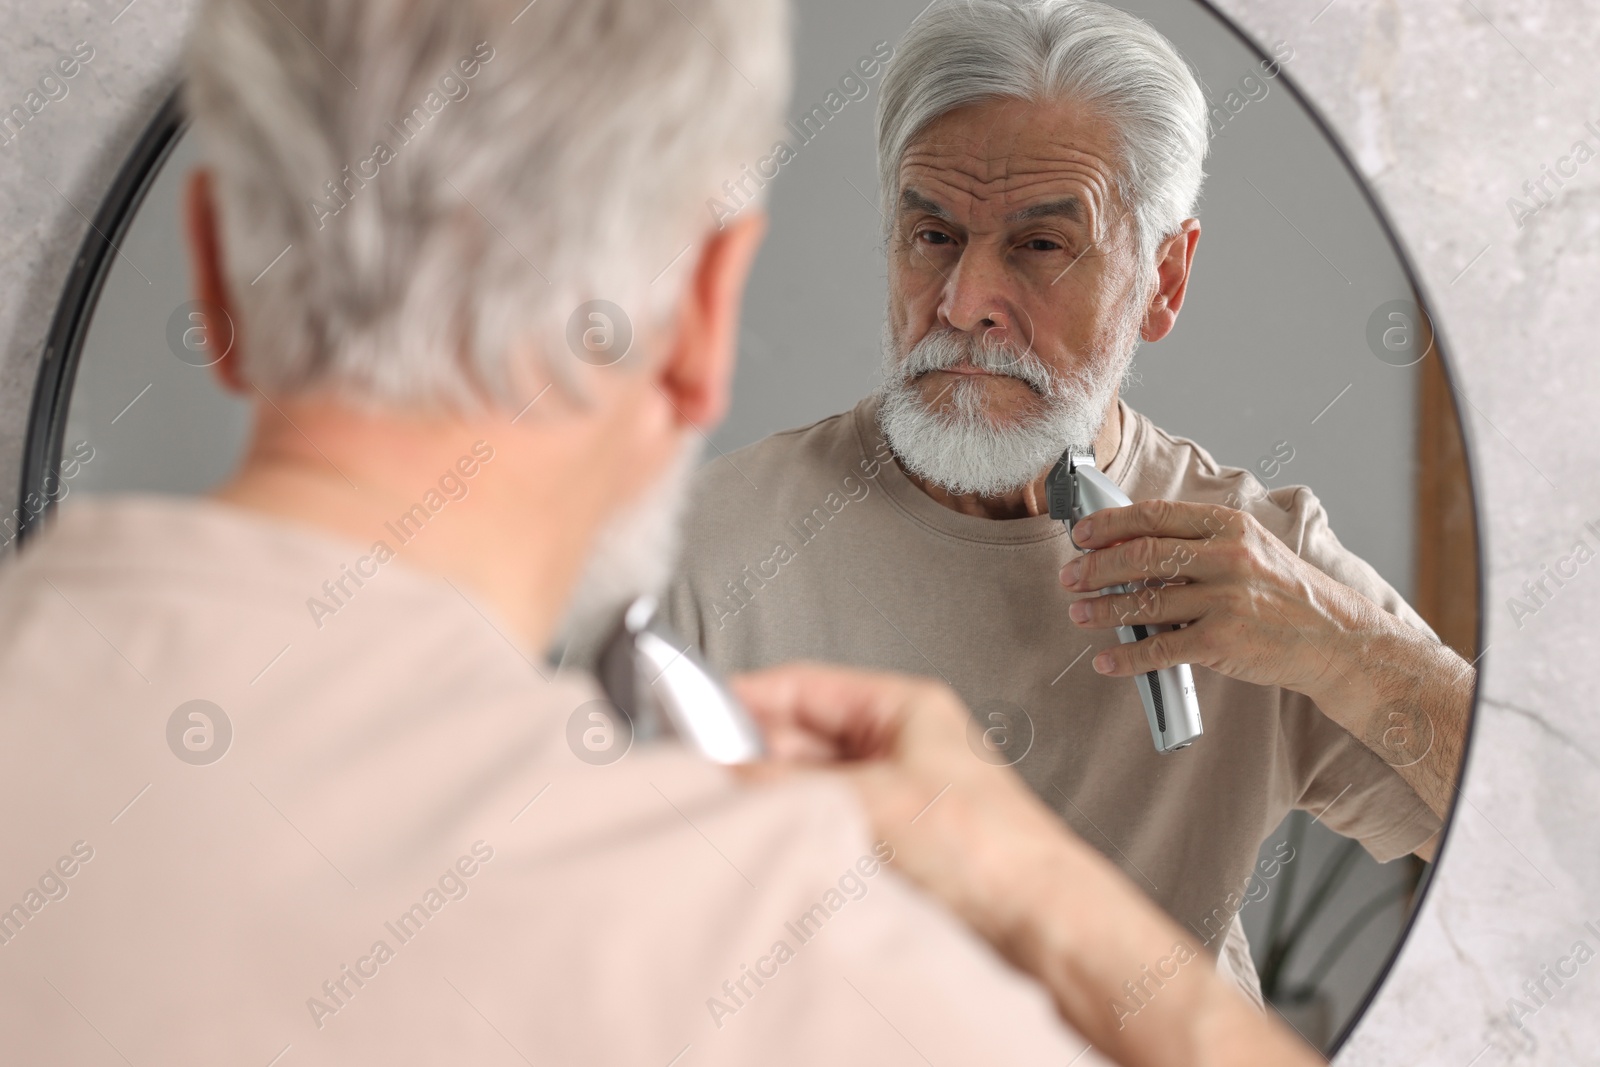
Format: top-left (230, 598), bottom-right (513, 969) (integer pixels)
top-left (1005, 198), bottom-right (1084, 224)
top-left (898, 188), bottom-right (952, 220)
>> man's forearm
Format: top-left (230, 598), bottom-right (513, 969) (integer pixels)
top-left (1311, 604), bottom-right (1473, 820)
top-left (1000, 841), bottom-right (1321, 1067)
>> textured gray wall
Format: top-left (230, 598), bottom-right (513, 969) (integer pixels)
top-left (1204, 2), bottom-right (1600, 1064)
top-left (0, 0), bottom-right (1596, 1062)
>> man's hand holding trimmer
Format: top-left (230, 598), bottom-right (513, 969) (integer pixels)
top-left (1060, 498), bottom-right (1472, 829)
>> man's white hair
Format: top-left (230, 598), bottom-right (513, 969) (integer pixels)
top-left (186, 0), bottom-right (790, 410)
top-left (876, 0), bottom-right (1208, 265)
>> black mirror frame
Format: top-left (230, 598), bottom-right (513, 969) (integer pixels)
top-left (20, 88), bottom-right (187, 541)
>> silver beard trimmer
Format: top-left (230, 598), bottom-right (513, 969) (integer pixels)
top-left (1046, 450), bottom-right (1203, 754)
top-left (597, 595), bottom-right (766, 765)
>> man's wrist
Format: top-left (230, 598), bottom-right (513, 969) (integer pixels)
top-left (1300, 592), bottom-right (1412, 737)
top-left (990, 837), bottom-right (1089, 971)
top-left (952, 780), bottom-right (1097, 962)
top-left (1304, 601), bottom-right (1463, 777)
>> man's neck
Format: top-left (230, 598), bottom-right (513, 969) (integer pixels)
top-left (905, 397), bottom-right (1125, 520)
top-left (211, 399), bottom-right (610, 654)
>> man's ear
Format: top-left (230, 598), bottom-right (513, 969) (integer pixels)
top-left (183, 168), bottom-right (249, 394)
top-left (1141, 218), bottom-right (1200, 343)
top-left (656, 212), bottom-right (768, 429)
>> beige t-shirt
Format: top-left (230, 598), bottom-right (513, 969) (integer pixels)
top-left (666, 396), bottom-right (1442, 970)
top-left (0, 496), bottom-right (1098, 1066)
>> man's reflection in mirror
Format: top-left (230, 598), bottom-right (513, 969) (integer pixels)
top-left (667, 0), bottom-right (1473, 1008)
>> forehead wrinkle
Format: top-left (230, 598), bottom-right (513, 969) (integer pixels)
top-left (903, 120), bottom-right (1117, 179)
top-left (899, 158), bottom-right (1112, 228)
top-left (900, 135), bottom-right (1117, 224)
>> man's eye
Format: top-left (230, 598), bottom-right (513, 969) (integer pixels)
top-left (1025, 237), bottom-right (1064, 252)
top-left (917, 230), bottom-right (955, 246)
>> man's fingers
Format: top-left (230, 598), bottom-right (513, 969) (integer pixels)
top-left (1068, 581), bottom-right (1211, 631)
top-left (731, 662), bottom-right (946, 760)
top-left (1091, 624), bottom-right (1206, 677)
top-left (752, 722), bottom-right (850, 763)
top-left (1061, 534), bottom-right (1223, 591)
top-left (1070, 499), bottom-right (1242, 551)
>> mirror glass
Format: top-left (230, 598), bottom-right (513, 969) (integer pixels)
top-left (37, 0), bottom-right (1479, 1054)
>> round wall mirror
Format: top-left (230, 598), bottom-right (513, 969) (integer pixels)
top-left (21, 0), bottom-right (1480, 1054)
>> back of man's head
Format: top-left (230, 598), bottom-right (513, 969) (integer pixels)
top-left (186, 0), bottom-right (789, 411)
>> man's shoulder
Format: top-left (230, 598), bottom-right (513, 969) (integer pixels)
top-left (1125, 405), bottom-right (1323, 546)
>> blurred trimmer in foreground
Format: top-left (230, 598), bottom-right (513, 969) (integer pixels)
top-left (598, 595), bottom-right (766, 764)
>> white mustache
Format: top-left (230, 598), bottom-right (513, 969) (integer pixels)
top-left (891, 328), bottom-right (1064, 398)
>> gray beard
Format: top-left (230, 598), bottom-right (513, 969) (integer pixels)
top-left (876, 316), bottom-right (1139, 498)
top-left (554, 440), bottom-right (696, 666)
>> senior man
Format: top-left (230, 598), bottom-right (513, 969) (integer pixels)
top-left (0, 0), bottom-right (1321, 1064)
top-left (667, 0), bottom-right (1472, 998)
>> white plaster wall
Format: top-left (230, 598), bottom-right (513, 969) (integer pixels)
top-left (0, 0), bottom-right (1596, 1062)
top-left (1205, 1), bottom-right (1600, 1063)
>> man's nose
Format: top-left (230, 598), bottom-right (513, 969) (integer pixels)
top-left (938, 247), bottom-right (1017, 345)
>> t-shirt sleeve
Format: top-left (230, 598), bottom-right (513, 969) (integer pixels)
top-left (1267, 486), bottom-right (1444, 862)
top-left (1279, 690), bottom-right (1442, 861)
top-left (1283, 485), bottom-right (1440, 642)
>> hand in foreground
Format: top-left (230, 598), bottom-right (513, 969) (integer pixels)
top-left (731, 663), bottom-right (1073, 950)
top-left (732, 663), bottom-right (1321, 1067)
